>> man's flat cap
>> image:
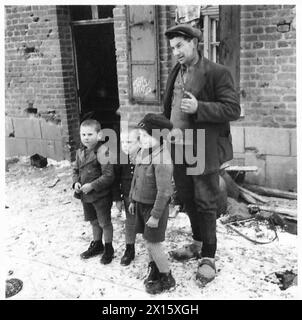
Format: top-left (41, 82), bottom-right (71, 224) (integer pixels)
top-left (165, 24), bottom-right (202, 40)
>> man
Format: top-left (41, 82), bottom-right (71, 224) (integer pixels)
top-left (163, 24), bottom-right (240, 286)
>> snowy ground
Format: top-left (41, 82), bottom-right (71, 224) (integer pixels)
top-left (3, 157), bottom-right (299, 300)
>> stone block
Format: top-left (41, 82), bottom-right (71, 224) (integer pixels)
top-left (266, 155), bottom-right (297, 191)
top-left (43, 140), bottom-right (64, 161)
top-left (231, 126), bottom-right (244, 153)
top-left (245, 127), bottom-right (290, 156)
top-left (27, 139), bottom-right (46, 157)
top-left (5, 137), bottom-right (27, 157)
top-left (5, 117), bottom-right (14, 137)
top-left (13, 117), bottom-right (42, 139)
top-left (290, 130), bottom-right (296, 156)
top-left (244, 151), bottom-right (266, 185)
top-left (40, 120), bottom-right (63, 140)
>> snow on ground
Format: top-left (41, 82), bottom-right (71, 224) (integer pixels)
top-left (4, 157), bottom-right (299, 300)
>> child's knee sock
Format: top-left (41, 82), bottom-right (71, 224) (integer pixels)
top-left (102, 223), bottom-right (113, 243)
top-left (146, 241), bottom-right (169, 273)
top-left (90, 219), bottom-right (102, 241)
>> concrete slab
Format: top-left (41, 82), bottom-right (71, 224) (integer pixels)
top-left (27, 139), bottom-right (46, 157)
top-left (5, 137), bottom-right (27, 157)
top-left (13, 117), bottom-right (42, 139)
top-left (290, 130), bottom-right (296, 156)
top-left (228, 152), bottom-right (245, 166)
top-left (231, 126), bottom-right (245, 153)
top-left (43, 140), bottom-right (64, 161)
top-left (5, 117), bottom-right (14, 137)
top-left (244, 151), bottom-right (266, 185)
top-left (266, 155), bottom-right (297, 191)
top-left (245, 127), bottom-right (290, 156)
top-left (40, 120), bottom-right (63, 140)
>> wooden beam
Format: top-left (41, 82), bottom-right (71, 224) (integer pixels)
top-left (243, 184), bottom-right (297, 200)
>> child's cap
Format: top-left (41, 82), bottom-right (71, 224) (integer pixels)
top-left (137, 113), bottom-right (173, 136)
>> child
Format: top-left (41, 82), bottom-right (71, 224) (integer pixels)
top-left (72, 119), bottom-right (115, 265)
top-left (129, 113), bottom-right (176, 294)
top-left (112, 129), bottom-right (140, 266)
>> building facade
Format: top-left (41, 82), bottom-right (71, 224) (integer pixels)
top-left (5, 5), bottom-right (296, 190)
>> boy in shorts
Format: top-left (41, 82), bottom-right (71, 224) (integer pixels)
top-left (129, 113), bottom-right (176, 294)
top-left (72, 119), bottom-right (115, 264)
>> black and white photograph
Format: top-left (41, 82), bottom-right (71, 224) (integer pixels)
top-left (2, 1), bottom-right (300, 304)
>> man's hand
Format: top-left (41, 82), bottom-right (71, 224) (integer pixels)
top-left (80, 183), bottom-right (93, 194)
top-left (180, 91), bottom-right (198, 114)
top-left (74, 182), bottom-right (82, 193)
top-left (129, 202), bottom-right (135, 215)
top-left (146, 216), bottom-right (159, 228)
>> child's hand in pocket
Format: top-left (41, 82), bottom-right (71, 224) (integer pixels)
top-left (146, 216), bottom-right (159, 228)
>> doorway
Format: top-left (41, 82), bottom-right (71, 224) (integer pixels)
top-left (72, 21), bottom-right (120, 134)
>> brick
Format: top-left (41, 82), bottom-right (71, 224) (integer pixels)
top-left (266, 156), bottom-right (297, 190)
top-left (245, 127), bottom-right (290, 156)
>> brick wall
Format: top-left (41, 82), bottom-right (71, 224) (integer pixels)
top-left (239, 5), bottom-right (296, 128)
top-left (113, 5), bottom-right (173, 129)
top-left (5, 5), bottom-right (79, 160)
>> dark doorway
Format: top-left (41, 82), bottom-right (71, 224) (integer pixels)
top-left (72, 22), bottom-right (120, 133)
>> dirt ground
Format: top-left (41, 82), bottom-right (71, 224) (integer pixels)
top-left (3, 157), bottom-right (299, 300)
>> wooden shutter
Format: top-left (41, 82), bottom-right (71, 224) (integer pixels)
top-left (219, 5), bottom-right (241, 96)
top-left (126, 6), bottom-right (160, 104)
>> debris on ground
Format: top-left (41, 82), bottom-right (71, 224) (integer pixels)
top-left (265, 270), bottom-right (298, 291)
top-left (5, 278), bottom-right (23, 298)
top-left (4, 157), bottom-right (298, 299)
top-left (30, 154), bottom-right (48, 168)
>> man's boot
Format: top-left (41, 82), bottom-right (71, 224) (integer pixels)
top-left (100, 242), bottom-right (114, 265)
top-left (120, 244), bottom-right (135, 266)
top-left (144, 261), bottom-right (160, 285)
top-left (170, 243), bottom-right (201, 261)
top-left (196, 257), bottom-right (216, 287)
top-left (80, 240), bottom-right (104, 259)
top-left (145, 271), bottom-right (176, 295)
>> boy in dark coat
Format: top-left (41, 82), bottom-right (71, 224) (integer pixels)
top-left (129, 113), bottom-right (175, 295)
top-left (72, 119), bottom-right (115, 264)
top-left (112, 129), bottom-right (140, 266)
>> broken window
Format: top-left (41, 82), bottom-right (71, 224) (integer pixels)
top-left (70, 5), bottom-right (114, 22)
top-left (200, 6), bottom-right (220, 63)
top-left (126, 5), bottom-right (160, 104)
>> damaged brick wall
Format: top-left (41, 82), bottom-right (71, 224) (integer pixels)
top-left (113, 5), bottom-right (173, 128)
top-left (231, 5), bottom-right (297, 191)
top-left (239, 5), bottom-right (296, 128)
top-left (5, 5), bottom-right (79, 160)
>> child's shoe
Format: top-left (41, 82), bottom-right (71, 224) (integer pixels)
top-left (120, 244), bottom-right (135, 266)
top-left (100, 242), bottom-right (114, 264)
top-left (143, 261), bottom-right (160, 285)
top-left (145, 271), bottom-right (176, 295)
top-left (80, 240), bottom-right (104, 259)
